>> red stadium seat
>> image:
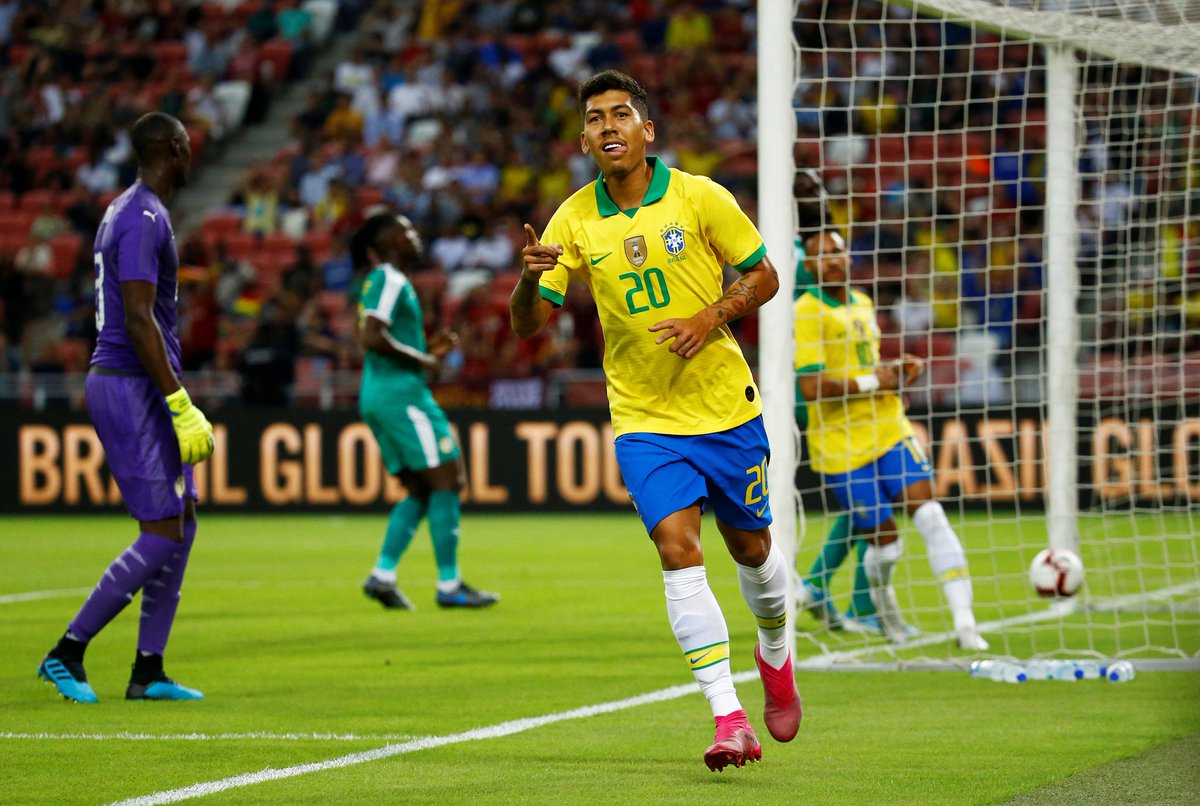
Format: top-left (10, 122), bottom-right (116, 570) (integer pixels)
top-left (201, 212), bottom-right (243, 239)
top-left (151, 40), bottom-right (189, 77)
top-left (259, 232), bottom-right (294, 256)
top-left (301, 229), bottom-right (332, 259)
top-left (356, 186), bottom-right (386, 210)
top-left (0, 191), bottom-right (15, 211)
top-left (258, 40), bottom-right (293, 82)
top-left (19, 189), bottom-right (58, 213)
top-left (222, 232), bottom-right (257, 259)
top-left (0, 209), bottom-right (36, 236)
top-left (0, 233), bottom-right (26, 258)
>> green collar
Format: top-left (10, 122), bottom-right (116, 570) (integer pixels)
top-left (805, 286), bottom-right (846, 308)
top-left (595, 156), bottom-right (670, 218)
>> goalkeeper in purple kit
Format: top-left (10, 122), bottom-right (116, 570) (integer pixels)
top-left (37, 112), bottom-right (213, 703)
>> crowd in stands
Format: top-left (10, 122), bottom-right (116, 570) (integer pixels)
top-left (2, 0), bottom-right (1197, 408)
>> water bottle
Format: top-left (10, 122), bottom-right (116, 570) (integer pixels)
top-left (1025, 660), bottom-right (1077, 681)
top-left (968, 660), bottom-right (1026, 683)
top-left (1105, 660), bottom-right (1135, 683)
top-left (1071, 660), bottom-right (1106, 680)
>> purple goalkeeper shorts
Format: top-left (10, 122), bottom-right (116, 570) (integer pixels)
top-left (85, 369), bottom-right (196, 521)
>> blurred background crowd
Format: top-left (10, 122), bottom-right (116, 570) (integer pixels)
top-left (1, 0), bottom-right (1197, 409)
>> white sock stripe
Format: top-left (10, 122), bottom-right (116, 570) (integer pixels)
top-left (405, 405), bottom-right (441, 468)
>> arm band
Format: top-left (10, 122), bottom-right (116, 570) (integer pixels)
top-left (854, 373), bottom-right (880, 393)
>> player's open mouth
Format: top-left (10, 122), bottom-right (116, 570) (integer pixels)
top-left (601, 142), bottom-right (626, 154)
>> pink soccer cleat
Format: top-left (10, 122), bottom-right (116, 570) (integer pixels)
top-left (755, 644), bottom-right (802, 742)
top-left (703, 709), bottom-right (762, 772)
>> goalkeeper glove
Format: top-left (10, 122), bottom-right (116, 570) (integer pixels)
top-left (165, 387), bottom-right (215, 465)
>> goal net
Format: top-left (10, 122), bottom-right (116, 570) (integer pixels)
top-left (763, 0), bottom-right (1200, 665)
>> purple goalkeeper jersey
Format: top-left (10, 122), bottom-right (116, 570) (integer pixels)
top-left (90, 182), bottom-right (182, 375)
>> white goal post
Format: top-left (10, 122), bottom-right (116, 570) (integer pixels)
top-left (758, 0), bottom-right (1200, 663)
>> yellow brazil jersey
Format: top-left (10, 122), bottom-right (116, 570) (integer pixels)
top-left (538, 157), bottom-right (766, 437)
top-left (793, 287), bottom-right (912, 474)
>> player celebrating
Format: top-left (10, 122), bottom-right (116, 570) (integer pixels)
top-left (510, 70), bottom-right (801, 772)
top-left (38, 112), bottom-right (213, 703)
top-left (794, 228), bottom-right (988, 650)
top-left (353, 212), bottom-right (498, 611)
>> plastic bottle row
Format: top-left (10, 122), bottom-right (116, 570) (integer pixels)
top-left (968, 659), bottom-right (1135, 683)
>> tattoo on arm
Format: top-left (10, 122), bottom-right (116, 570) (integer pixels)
top-left (711, 276), bottom-right (759, 323)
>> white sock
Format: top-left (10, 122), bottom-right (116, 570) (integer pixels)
top-left (663, 566), bottom-right (742, 718)
top-left (736, 542), bottom-right (789, 669)
top-left (370, 568), bottom-right (397, 584)
top-left (912, 501), bottom-right (976, 631)
top-left (863, 539), bottom-right (902, 587)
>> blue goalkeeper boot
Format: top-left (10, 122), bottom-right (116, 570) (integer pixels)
top-left (126, 673), bottom-right (204, 701)
top-left (38, 654), bottom-right (99, 704)
top-left (126, 654), bottom-right (203, 700)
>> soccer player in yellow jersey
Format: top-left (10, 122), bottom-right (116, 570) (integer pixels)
top-left (510, 70), bottom-right (800, 772)
top-left (795, 229), bottom-right (988, 651)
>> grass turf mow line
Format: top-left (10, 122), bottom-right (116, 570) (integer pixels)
top-left (108, 675), bottom-right (773, 806)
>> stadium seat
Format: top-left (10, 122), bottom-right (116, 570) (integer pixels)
top-left (0, 233), bottom-right (26, 258)
top-left (202, 212), bottom-right (243, 239)
top-left (223, 232), bottom-right (257, 259)
top-left (19, 189), bottom-right (58, 213)
top-left (0, 209), bottom-right (36, 236)
top-left (301, 229), bottom-right (332, 260)
top-left (151, 41), bottom-right (189, 77)
top-left (258, 40), bottom-right (293, 82)
top-left (356, 186), bottom-right (386, 210)
top-left (0, 191), bottom-right (15, 210)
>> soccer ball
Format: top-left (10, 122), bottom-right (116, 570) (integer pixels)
top-left (1029, 548), bottom-right (1084, 597)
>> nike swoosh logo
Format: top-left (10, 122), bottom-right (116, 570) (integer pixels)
top-left (755, 504), bottom-right (768, 517)
top-left (590, 252), bottom-right (613, 266)
top-left (690, 650), bottom-right (714, 666)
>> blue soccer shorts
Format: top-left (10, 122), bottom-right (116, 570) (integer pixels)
top-left (821, 435), bottom-right (932, 531)
top-left (614, 416), bottom-right (773, 535)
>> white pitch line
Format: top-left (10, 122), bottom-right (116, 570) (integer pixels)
top-left (0, 587), bottom-right (93, 605)
top-left (109, 673), bottom-right (760, 806)
top-left (0, 732), bottom-right (421, 742)
top-left (0, 580), bottom-right (351, 606)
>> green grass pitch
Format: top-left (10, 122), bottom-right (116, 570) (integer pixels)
top-left (1, 512), bottom-right (1197, 804)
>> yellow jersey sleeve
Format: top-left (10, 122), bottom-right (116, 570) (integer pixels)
top-left (694, 176), bottom-right (767, 271)
top-left (536, 207), bottom-right (584, 306)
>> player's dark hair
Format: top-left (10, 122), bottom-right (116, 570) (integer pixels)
top-left (131, 112), bottom-right (183, 163)
top-left (795, 168), bottom-right (831, 235)
top-left (578, 70), bottom-right (649, 119)
top-left (350, 213), bottom-right (397, 269)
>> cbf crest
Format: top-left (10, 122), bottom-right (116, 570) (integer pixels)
top-left (624, 235), bottom-right (648, 267)
top-left (662, 221), bottom-right (691, 256)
